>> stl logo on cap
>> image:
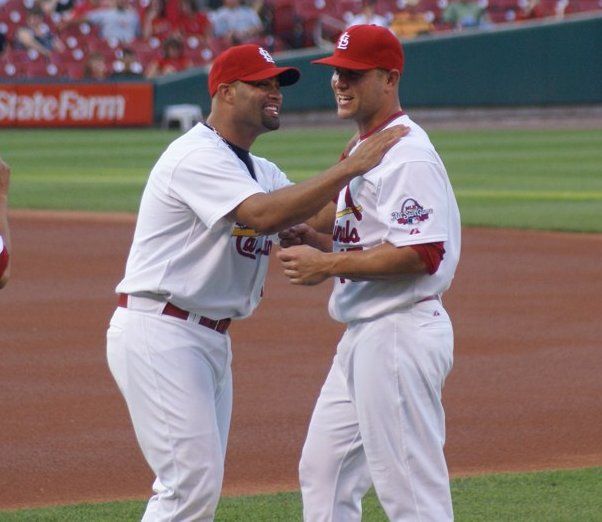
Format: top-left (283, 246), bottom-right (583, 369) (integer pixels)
top-left (258, 47), bottom-right (275, 64)
top-left (337, 32), bottom-right (350, 50)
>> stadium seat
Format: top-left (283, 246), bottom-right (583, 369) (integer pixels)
top-left (24, 60), bottom-right (62, 78)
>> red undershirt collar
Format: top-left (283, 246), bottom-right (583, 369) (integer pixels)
top-left (359, 110), bottom-right (405, 140)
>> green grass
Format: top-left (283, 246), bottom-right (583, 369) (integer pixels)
top-left (1, 127), bottom-right (601, 231)
top-left (0, 467), bottom-right (600, 521)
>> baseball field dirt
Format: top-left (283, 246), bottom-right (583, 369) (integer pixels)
top-left (1, 211), bottom-right (600, 509)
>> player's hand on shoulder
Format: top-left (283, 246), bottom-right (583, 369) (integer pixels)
top-left (345, 125), bottom-right (409, 174)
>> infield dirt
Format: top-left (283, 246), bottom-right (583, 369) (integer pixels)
top-left (1, 211), bottom-right (600, 509)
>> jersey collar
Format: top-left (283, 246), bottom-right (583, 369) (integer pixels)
top-left (359, 110), bottom-right (405, 141)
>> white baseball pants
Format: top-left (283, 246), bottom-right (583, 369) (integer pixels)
top-left (107, 305), bottom-right (232, 521)
top-left (299, 300), bottom-right (454, 521)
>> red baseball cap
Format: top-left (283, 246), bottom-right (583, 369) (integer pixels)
top-left (312, 25), bottom-right (404, 73)
top-left (209, 44), bottom-right (301, 97)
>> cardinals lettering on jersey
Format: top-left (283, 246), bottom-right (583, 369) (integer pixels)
top-left (232, 223), bottom-right (273, 259)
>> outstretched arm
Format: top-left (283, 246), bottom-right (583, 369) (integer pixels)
top-left (229, 125), bottom-right (407, 235)
top-left (0, 157), bottom-right (11, 288)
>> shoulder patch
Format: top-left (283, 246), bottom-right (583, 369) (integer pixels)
top-left (391, 198), bottom-right (433, 225)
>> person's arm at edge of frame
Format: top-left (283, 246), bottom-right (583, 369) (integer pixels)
top-left (0, 157), bottom-right (11, 288)
top-left (277, 241), bottom-right (434, 286)
top-left (229, 125), bottom-right (407, 235)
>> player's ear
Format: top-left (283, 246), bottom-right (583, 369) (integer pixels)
top-left (386, 69), bottom-right (401, 88)
top-left (216, 82), bottom-right (236, 104)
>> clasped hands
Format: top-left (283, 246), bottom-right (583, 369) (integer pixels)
top-left (276, 224), bottom-right (332, 286)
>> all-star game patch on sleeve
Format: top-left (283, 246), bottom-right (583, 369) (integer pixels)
top-left (378, 161), bottom-right (450, 247)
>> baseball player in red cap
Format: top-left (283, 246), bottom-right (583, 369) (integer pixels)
top-left (277, 25), bottom-right (461, 521)
top-left (106, 43), bottom-right (405, 520)
top-left (0, 156), bottom-right (11, 288)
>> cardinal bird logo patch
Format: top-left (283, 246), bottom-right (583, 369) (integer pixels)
top-left (391, 198), bottom-right (433, 225)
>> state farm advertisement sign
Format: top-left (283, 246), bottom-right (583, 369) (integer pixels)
top-left (0, 83), bottom-right (153, 127)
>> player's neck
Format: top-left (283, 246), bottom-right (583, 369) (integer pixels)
top-left (357, 104), bottom-right (404, 139)
top-left (206, 115), bottom-right (256, 151)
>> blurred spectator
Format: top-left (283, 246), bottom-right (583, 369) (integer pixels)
top-left (86, 0), bottom-right (141, 43)
top-left (142, 0), bottom-right (173, 39)
top-left (83, 50), bottom-right (108, 79)
top-left (442, 0), bottom-right (491, 30)
top-left (210, 0), bottom-right (263, 45)
top-left (15, 6), bottom-right (65, 57)
top-left (38, 0), bottom-right (76, 16)
top-left (178, 0), bottom-right (212, 40)
top-left (196, 0), bottom-right (220, 8)
top-left (250, 0), bottom-right (275, 35)
top-left (554, 0), bottom-right (569, 19)
top-left (145, 35), bottom-right (191, 77)
top-left (347, 0), bottom-right (390, 28)
top-left (391, 0), bottom-right (434, 39)
top-left (516, 0), bottom-right (545, 20)
top-left (110, 47), bottom-right (144, 78)
top-left (144, 0), bottom-right (212, 41)
top-left (60, 0), bottom-right (106, 28)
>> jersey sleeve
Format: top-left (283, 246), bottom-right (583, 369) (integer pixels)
top-left (251, 155), bottom-right (294, 191)
top-left (377, 160), bottom-right (450, 247)
top-left (169, 147), bottom-right (265, 229)
top-left (270, 165), bottom-right (294, 190)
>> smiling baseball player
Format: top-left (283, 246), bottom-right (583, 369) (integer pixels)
top-left (0, 156), bottom-right (11, 288)
top-left (106, 44), bottom-right (405, 521)
top-left (277, 25), bottom-right (461, 521)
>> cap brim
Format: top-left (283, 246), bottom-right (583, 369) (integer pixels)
top-left (311, 56), bottom-right (376, 70)
top-left (239, 66), bottom-right (301, 87)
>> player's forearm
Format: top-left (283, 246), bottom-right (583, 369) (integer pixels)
top-left (306, 202), bottom-right (336, 234)
top-left (325, 242), bottom-right (427, 281)
top-left (237, 160), bottom-right (370, 234)
top-left (0, 159), bottom-right (10, 251)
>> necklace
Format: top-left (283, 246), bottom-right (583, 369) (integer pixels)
top-left (202, 121), bottom-right (257, 180)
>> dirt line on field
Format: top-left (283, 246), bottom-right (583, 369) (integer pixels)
top-left (9, 209), bottom-right (136, 223)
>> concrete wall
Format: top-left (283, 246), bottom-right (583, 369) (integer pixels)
top-left (154, 14), bottom-right (602, 121)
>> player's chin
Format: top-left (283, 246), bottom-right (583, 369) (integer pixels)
top-left (336, 105), bottom-right (354, 120)
top-left (262, 115), bottom-right (280, 131)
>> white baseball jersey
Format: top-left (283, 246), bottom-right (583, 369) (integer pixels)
top-left (116, 123), bottom-right (292, 319)
top-left (329, 114), bottom-right (461, 323)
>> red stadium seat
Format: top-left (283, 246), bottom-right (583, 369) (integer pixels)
top-left (24, 60), bottom-right (63, 78)
top-left (0, 59), bottom-right (26, 78)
